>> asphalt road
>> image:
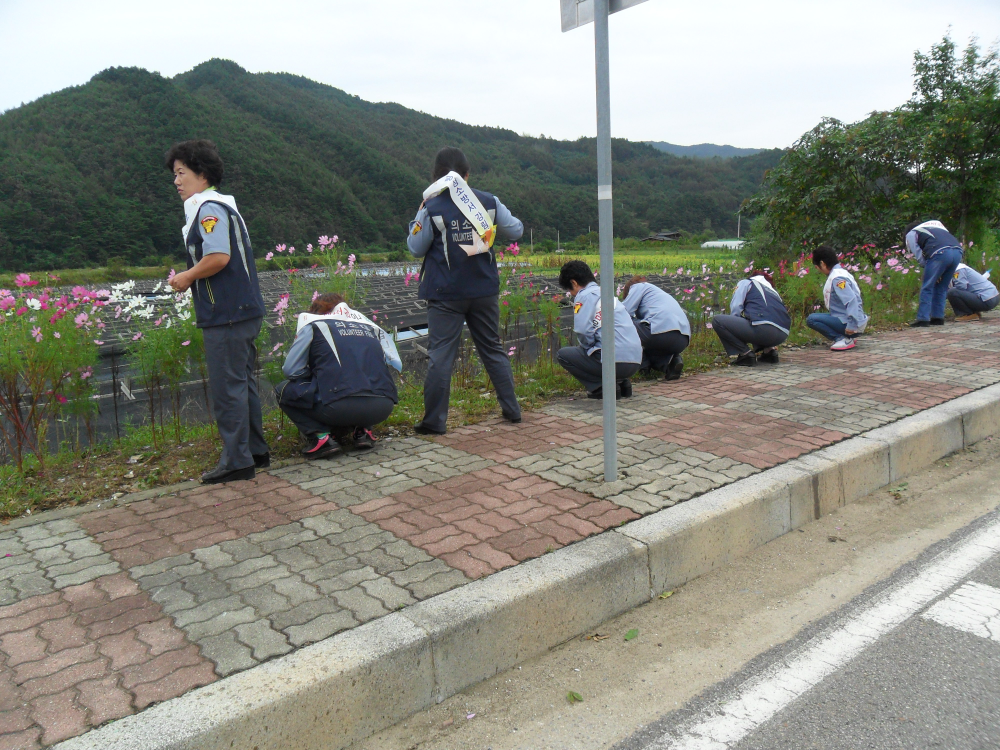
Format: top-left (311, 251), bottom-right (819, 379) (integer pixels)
top-left (353, 437), bottom-right (1000, 750)
top-left (618, 508), bottom-right (1000, 750)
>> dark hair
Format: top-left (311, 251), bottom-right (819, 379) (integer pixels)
top-left (812, 245), bottom-right (839, 269)
top-left (620, 275), bottom-right (647, 300)
top-left (432, 147), bottom-right (471, 180)
top-left (904, 218), bottom-right (936, 235)
top-left (750, 270), bottom-right (774, 285)
top-left (558, 260), bottom-right (597, 290)
top-left (165, 140), bottom-right (224, 187)
top-left (308, 292), bottom-right (346, 314)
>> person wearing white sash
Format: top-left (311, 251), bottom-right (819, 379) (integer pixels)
top-left (711, 271), bottom-right (791, 366)
top-left (807, 246), bottom-right (869, 351)
top-left (166, 140), bottom-right (269, 484)
top-left (406, 147), bottom-right (524, 434)
top-left (276, 293), bottom-right (401, 459)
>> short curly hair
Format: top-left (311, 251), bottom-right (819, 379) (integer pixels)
top-left (558, 260), bottom-right (597, 290)
top-left (164, 140), bottom-right (224, 187)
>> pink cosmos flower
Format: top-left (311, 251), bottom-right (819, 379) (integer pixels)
top-left (887, 258), bottom-right (899, 267)
top-left (265, 252), bottom-right (274, 261)
top-left (15, 274), bottom-right (38, 288)
top-left (181, 340), bottom-right (191, 346)
top-left (307, 244), bottom-right (314, 254)
top-left (132, 332), bottom-right (143, 341)
top-left (276, 244), bottom-right (287, 253)
top-left (74, 312), bottom-right (89, 328)
top-left (53, 332), bottom-right (61, 339)
top-left (167, 269), bottom-right (176, 282)
top-left (31, 326), bottom-right (42, 342)
top-left (93, 340), bottom-right (104, 345)
top-left (311, 290), bottom-right (320, 302)
top-left (318, 235), bottom-right (331, 247)
top-left (55, 394), bottom-right (67, 404)
top-left (876, 284), bottom-right (883, 290)
top-left (902, 268), bottom-right (909, 274)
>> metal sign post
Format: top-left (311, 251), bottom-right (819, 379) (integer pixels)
top-left (561, 0), bottom-right (649, 482)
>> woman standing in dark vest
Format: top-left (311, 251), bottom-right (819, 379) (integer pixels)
top-left (166, 140), bottom-right (269, 483)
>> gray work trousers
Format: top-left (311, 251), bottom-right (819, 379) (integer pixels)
top-left (557, 346), bottom-right (641, 394)
top-left (947, 288), bottom-right (1000, 316)
top-left (202, 317), bottom-right (269, 471)
top-left (421, 295), bottom-right (520, 432)
top-left (711, 314), bottom-right (787, 356)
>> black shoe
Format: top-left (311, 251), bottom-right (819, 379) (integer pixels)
top-left (759, 348), bottom-right (779, 365)
top-left (734, 351), bottom-right (757, 367)
top-left (587, 388), bottom-right (603, 400)
top-left (619, 379), bottom-right (633, 398)
top-left (502, 412), bottom-right (522, 424)
top-left (413, 421), bottom-right (446, 436)
top-left (665, 354), bottom-right (684, 381)
top-left (301, 434), bottom-right (343, 460)
top-left (252, 452), bottom-right (271, 469)
top-left (201, 465), bottom-right (255, 484)
top-left (930, 317), bottom-right (945, 326)
top-left (909, 320), bottom-right (930, 327)
top-left (353, 427), bottom-right (376, 451)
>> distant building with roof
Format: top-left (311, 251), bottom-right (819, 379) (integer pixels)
top-left (640, 230), bottom-right (682, 242)
top-left (701, 239), bottom-right (745, 250)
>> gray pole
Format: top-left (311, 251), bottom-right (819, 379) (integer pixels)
top-left (594, 0), bottom-right (617, 482)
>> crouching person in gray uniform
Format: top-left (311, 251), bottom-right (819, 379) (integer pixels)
top-left (711, 271), bottom-right (790, 367)
top-left (276, 293), bottom-right (400, 460)
top-left (948, 263), bottom-right (999, 321)
top-left (557, 261), bottom-right (642, 398)
top-left (620, 276), bottom-right (689, 381)
top-left (807, 245), bottom-right (869, 351)
top-left (166, 140), bottom-right (269, 484)
top-left (406, 147), bottom-right (523, 435)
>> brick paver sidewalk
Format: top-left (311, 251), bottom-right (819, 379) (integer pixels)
top-left (3, 321), bottom-right (1000, 748)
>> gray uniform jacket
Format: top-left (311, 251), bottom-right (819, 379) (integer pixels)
top-left (951, 263), bottom-right (999, 302)
top-left (573, 282), bottom-right (643, 363)
top-left (826, 265), bottom-right (869, 331)
top-left (406, 198), bottom-right (523, 258)
top-left (622, 282), bottom-right (691, 337)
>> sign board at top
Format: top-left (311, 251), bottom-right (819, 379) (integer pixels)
top-left (560, 0), bottom-right (649, 32)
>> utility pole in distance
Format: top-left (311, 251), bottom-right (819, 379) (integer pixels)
top-left (561, 0), bottom-right (650, 482)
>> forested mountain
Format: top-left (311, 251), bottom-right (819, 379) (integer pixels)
top-left (646, 142), bottom-right (765, 159)
top-left (0, 59), bottom-right (784, 270)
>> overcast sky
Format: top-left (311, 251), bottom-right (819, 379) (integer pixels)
top-left (1, 0), bottom-right (997, 149)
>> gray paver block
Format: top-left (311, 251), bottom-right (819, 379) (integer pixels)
top-left (284, 610), bottom-right (358, 648)
top-left (198, 630), bottom-right (258, 677)
top-left (185, 607), bottom-right (260, 641)
top-left (332, 588), bottom-right (390, 623)
top-left (234, 620), bottom-right (293, 661)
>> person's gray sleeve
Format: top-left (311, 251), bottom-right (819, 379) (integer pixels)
top-left (493, 198), bottom-right (524, 242)
top-left (574, 290), bottom-right (600, 351)
top-left (406, 206), bottom-right (433, 258)
top-left (730, 279), bottom-right (750, 315)
top-left (833, 284), bottom-right (866, 331)
top-left (905, 230), bottom-right (924, 265)
top-left (282, 325), bottom-right (313, 378)
top-left (622, 285), bottom-right (642, 317)
top-left (197, 205), bottom-right (231, 256)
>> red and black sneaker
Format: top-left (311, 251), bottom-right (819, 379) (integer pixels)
top-left (353, 427), bottom-right (377, 451)
top-left (301, 434), bottom-right (342, 460)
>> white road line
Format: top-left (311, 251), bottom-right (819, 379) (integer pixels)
top-left (645, 517), bottom-right (1000, 750)
top-left (923, 581), bottom-right (1000, 642)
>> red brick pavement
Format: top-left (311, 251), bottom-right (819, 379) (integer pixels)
top-left (431, 412), bottom-right (603, 462)
top-left (352, 465), bottom-right (639, 580)
top-left (780, 349), bottom-right (894, 369)
top-left (644, 376), bottom-right (783, 406)
top-left (0, 574), bottom-right (215, 749)
top-left (634, 407), bottom-right (849, 469)
top-left (78, 473), bottom-right (336, 569)
top-left (799, 373), bottom-right (971, 410)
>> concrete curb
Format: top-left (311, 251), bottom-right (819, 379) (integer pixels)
top-left (54, 382), bottom-right (1000, 750)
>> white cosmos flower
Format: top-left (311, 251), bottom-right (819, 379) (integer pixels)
top-left (26, 299), bottom-right (41, 311)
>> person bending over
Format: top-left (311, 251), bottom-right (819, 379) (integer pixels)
top-left (711, 271), bottom-right (790, 367)
top-left (406, 147), bottom-right (523, 435)
top-left (948, 263), bottom-right (998, 322)
top-left (806, 245), bottom-right (869, 351)
top-left (904, 219), bottom-right (963, 327)
top-left (557, 260), bottom-right (642, 398)
top-left (276, 293), bottom-right (401, 460)
top-left (165, 140), bottom-right (269, 484)
top-left (620, 276), bottom-right (689, 381)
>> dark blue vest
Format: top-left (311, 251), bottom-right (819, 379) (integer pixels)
top-left (308, 319), bottom-right (398, 406)
top-left (185, 201), bottom-right (265, 328)
top-left (742, 281), bottom-right (791, 333)
top-left (914, 225), bottom-right (962, 259)
top-left (418, 188), bottom-right (500, 301)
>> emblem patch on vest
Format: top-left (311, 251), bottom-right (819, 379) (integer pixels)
top-left (836, 280), bottom-right (847, 290)
top-left (411, 221), bottom-right (422, 236)
top-left (200, 216), bottom-right (220, 233)
top-left (574, 302), bottom-right (583, 314)
top-left (954, 271), bottom-right (961, 280)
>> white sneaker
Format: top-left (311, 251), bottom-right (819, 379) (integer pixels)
top-left (830, 337), bottom-right (856, 351)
